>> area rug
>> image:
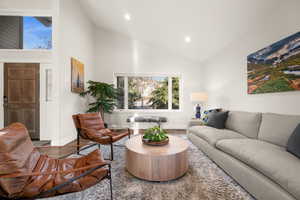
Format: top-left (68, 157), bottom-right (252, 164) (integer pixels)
top-left (45, 134), bottom-right (255, 200)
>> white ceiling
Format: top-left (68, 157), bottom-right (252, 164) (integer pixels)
top-left (79, 0), bottom-right (290, 63)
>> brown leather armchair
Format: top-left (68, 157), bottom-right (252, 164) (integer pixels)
top-left (0, 123), bottom-right (112, 199)
top-left (72, 113), bottom-right (131, 160)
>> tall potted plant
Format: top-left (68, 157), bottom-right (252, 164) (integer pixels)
top-left (80, 80), bottom-right (119, 120)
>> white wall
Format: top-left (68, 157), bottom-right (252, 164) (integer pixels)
top-left (0, 0), bottom-right (59, 142)
top-left (3, 0), bottom-right (299, 146)
top-left (202, 0), bottom-right (300, 115)
top-left (0, 0), bottom-right (96, 145)
top-left (57, 0), bottom-right (96, 145)
top-left (94, 28), bottom-right (204, 129)
top-left (0, 53), bottom-right (59, 141)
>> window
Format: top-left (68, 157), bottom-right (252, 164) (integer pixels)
top-left (172, 77), bottom-right (180, 109)
top-left (115, 74), bottom-right (181, 111)
top-left (116, 76), bottom-right (125, 109)
top-left (0, 16), bottom-right (52, 50)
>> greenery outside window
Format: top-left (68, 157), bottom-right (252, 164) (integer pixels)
top-left (115, 74), bottom-right (181, 111)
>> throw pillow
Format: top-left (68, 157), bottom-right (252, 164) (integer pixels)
top-left (206, 111), bottom-right (229, 129)
top-left (287, 123), bottom-right (300, 159)
top-left (202, 108), bottom-right (222, 123)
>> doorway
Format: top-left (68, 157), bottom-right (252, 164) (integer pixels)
top-left (4, 63), bottom-right (40, 140)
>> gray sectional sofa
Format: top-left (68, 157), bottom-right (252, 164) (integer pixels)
top-left (187, 111), bottom-right (300, 200)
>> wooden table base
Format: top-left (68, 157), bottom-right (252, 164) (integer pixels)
top-left (125, 135), bottom-right (189, 181)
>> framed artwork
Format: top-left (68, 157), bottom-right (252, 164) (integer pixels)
top-left (71, 57), bottom-right (84, 93)
top-left (247, 32), bottom-right (300, 94)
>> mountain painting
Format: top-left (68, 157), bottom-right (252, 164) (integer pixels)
top-left (247, 32), bottom-right (300, 94)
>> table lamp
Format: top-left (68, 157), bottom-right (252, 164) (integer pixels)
top-left (190, 92), bottom-right (208, 119)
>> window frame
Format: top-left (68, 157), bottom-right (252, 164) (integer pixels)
top-left (113, 73), bottom-right (182, 112)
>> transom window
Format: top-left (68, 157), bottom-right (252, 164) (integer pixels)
top-left (115, 74), bottom-right (181, 111)
top-left (0, 16), bottom-right (52, 50)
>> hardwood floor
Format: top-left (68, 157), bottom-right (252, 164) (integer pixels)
top-left (36, 139), bottom-right (91, 159)
top-left (37, 129), bottom-right (186, 159)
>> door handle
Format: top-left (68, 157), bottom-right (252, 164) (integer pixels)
top-left (3, 96), bottom-right (8, 107)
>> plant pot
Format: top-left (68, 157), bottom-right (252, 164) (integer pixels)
top-left (142, 137), bottom-right (169, 146)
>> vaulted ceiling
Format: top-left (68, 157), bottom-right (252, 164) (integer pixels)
top-left (79, 0), bottom-right (295, 63)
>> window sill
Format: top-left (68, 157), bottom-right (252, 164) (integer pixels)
top-left (0, 49), bottom-right (52, 52)
top-left (113, 109), bottom-right (182, 113)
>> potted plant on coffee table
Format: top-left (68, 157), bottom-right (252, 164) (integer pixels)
top-left (142, 126), bottom-right (169, 146)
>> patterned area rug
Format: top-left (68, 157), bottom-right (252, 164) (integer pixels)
top-left (45, 134), bottom-right (254, 200)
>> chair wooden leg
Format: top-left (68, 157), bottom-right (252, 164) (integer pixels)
top-left (128, 128), bottom-right (131, 139)
top-left (110, 143), bottom-right (114, 161)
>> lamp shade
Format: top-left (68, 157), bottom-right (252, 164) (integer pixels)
top-left (190, 92), bottom-right (208, 102)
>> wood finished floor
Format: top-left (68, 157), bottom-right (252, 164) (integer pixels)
top-left (36, 138), bottom-right (91, 159)
top-left (36, 129), bottom-right (186, 159)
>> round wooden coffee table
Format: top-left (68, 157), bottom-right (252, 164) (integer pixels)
top-left (125, 135), bottom-right (189, 181)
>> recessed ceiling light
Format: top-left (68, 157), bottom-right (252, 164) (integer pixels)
top-left (185, 36), bottom-right (191, 43)
top-left (124, 13), bottom-right (131, 21)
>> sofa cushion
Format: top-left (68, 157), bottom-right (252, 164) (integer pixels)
top-left (258, 113), bottom-right (300, 147)
top-left (287, 124), bottom-right (300, 159)
top-left (216, 139), bottom-right (300, 200)
top-left (225, 111), bottom-right (262, 139)
top-left (188, 126), bottom-right (246, 146)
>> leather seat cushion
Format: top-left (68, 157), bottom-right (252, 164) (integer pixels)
top-left (78, 113), bottom-right (106, 130)
top-left (188, 126), bottom-right (246, 146)
top-left (0, 123), bottom-right (109, 199)
top-left (110, 131), bottom-right (130, 142)
top-left (84, 129), bottom-right (129, 144)
top-left (22, 149), bottom-right (108, 198)
top-left (0, 123), bottom-right (39, 196)
top-left (0, 123), bottom-right (35, 173)
top-left (216, 139), bottom-right (300, 200)
top-left (77, 113), bottom-right (130, 144)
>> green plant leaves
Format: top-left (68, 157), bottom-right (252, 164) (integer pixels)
top-left (147, 78), bottom-right (168, 109)
top-left (143, 126), bottom-right (168, 142)
top-left (80, 81), bottom-right (119, 115)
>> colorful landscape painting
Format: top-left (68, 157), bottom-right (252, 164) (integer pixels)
top-left (247, 32), bottom-right (300, 94)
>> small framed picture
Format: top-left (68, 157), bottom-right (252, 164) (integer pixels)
top-left (71, 57), bottom-right (84, 93)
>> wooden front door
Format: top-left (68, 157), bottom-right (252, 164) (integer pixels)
top-left (4, 63), bottom-right (40, 140)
